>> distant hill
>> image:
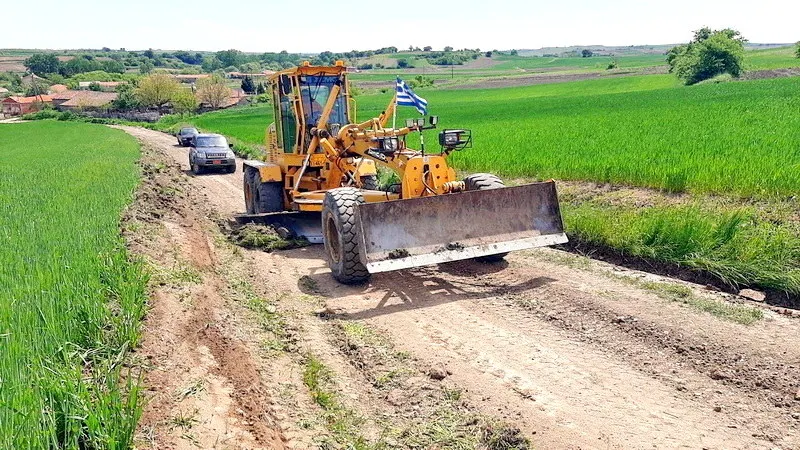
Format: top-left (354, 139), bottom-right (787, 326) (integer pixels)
top-left (515, 43), bottom-right (793, 57)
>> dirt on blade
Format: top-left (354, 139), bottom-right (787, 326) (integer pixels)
top-left (121, 125), bottom-right (800, 449)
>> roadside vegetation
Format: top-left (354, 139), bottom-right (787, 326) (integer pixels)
top-left (0, 121), bottom-right (146, 448)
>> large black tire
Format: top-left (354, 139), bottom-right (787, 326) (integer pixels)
top-left (244, 166), bottom-right (283, 214)
top-left (254, 180), bottom-right (283, 214)
top-left (243, 166), bottom-right (257, 214)
top-left (361, 175), bottom-right (379, 190)
top-left (322, 188), bottom-right (370, 284)
top-left (464, 173), bottom-right (508, 263)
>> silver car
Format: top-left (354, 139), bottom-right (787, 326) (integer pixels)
top-left (188, 134), bottom-right (236, 174)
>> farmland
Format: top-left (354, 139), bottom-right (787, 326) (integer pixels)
top-left (5, 40), bottom-right (800, 448)
top-left (0, 122), bottom-right (145, 448)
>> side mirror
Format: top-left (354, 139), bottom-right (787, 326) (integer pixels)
top-left (429, 115), bottom-right (439, 126)
top-left (229, 143), bottom-right (234, 148)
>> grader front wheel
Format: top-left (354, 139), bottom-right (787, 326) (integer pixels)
top-left (322, 188), bottom-right (370, 284)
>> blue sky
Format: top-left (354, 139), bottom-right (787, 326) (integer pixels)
top-left (2, 0), bottom-right (798, 52)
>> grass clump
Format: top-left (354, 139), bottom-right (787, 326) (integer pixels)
top-left (0, 121), bottom-right (147, 448)
top-left (229, 223), bottom-right (308, 251)
top-left (640, 280), bottom-right (763, 325)
top-left (302, 355), bottom-right (371, 448)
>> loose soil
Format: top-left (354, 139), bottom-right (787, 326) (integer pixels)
top-left (121, 125), bottom-right (800, 449)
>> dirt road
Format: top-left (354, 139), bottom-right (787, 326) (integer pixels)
top-left (121, 126), bottom-right (800, 449)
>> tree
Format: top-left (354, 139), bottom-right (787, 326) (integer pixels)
top-left (795, 42), bottom-right (800, 58)
top-left (216, 49), bottom-right (243, 68)
top-left (444, 46), bottom-right (453, 52)
top-left (24, 53), bottom-right (61, 75)
top-left (112, 83), bottom-right (140, 110)
top-left (102, 60), bottom-right (125, 74)
top-left (397, 59), bottom-right (410, 68)
top-left (241, 75), bottom-right (255, 94)
top-left (581, 49), bottom-right (593, 58)
top-left (485, 51), bottom-right (493, 58)
top-left (143, 48), bottom-right (155, 59)
top-left (24, 77), bottom-right (47, 97)
top-left (136, 73), bottom-right (179, 111)
top-left (667, 27), bottom-right (746, 85)
top-left (139, 60), bottom-right (154, 74)
top-left (171, 89), bottom-right (197, 114)
top-left (88, 82), bottom-right (102, 91)
top-left (201, 56), bottom-right (222, 72)
top-left (196, 75), bottom-right (231, 109)
top-left (256, 82), bottom-right (266, 95)
top-left (423, 46), bottom-right (432, 52)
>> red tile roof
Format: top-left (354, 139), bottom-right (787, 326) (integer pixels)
top-left (58, 91), bottom-right (117, 108)
top-left (3, 95), bottom-right (52, 104)
top-left (52, 90), bottom-right (83, 100)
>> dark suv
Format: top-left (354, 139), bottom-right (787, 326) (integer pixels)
top-left (188, 134), bottom-right (236, 174)
top-left (176, 127), bottom-right (199, 146)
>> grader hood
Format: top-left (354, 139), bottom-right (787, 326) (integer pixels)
top-left (355, 181), bottom-right (567, 273)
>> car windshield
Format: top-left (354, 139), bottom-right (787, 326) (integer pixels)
top-left (181, 128), bottom-right (197, 134)
top-left (196, 136), bottom-right (227, 147)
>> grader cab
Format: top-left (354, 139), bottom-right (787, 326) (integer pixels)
top-left (241, 61), bottom-right (567, 283)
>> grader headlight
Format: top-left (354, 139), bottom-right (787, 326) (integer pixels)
top-left (439, 129), bottom-right (472, 151)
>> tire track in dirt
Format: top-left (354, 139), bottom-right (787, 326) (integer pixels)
top-left (121, 129), bottom-right (286, 449)
top-left (124, 126), bottom-right (800, 449)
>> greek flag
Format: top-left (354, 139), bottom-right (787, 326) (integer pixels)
top-left (396, 77), bottom-right (428, 115)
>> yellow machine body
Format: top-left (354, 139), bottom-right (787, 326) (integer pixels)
top-left (241, 62), bottom-right (566, 280)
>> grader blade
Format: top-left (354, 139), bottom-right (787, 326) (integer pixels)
top-left (355, 180), bottom-right (567, 273)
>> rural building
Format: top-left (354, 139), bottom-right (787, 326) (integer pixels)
top-left (51, 90), bottom-right (83, 108)
top-left (56, 91), bottom-right (117, 111)
top-left (49, 84), bottom-right (69, 94)
top-left (198, 89), bottom-right (249, 110)
top-left (21, 74), bottom-right (46, 87)
top-left (1, 95), bottom-right (53, 115)
top-left (173, 74), bottom-right (210, 83)
top-left (228, 71), bottom-right (272, 79)
top-left (78, 81), bottom-right (122, 91)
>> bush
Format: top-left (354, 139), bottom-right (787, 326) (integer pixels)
top-left (795, 42), bottom-right (800, 59)
top-left (22, 109), bottom-right (63, 120)
top-left (667, 28), bottom-right (746, 85)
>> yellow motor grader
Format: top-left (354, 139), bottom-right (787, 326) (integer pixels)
top-left (241, 61), bottom-right (567, 283)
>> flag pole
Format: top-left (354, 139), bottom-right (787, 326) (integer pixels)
top-left (392, 83), bottom-right (397, 129)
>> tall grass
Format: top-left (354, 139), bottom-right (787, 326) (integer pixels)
top-left (0, 121), bottom-right (147, 448)
top-left (565, 202), bottom-right (800, 294)
top-left (362, 75), bottom-right (800, 198)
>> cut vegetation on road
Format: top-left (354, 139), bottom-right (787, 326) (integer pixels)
top-left (0, 122), bottom-right (146, 448)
